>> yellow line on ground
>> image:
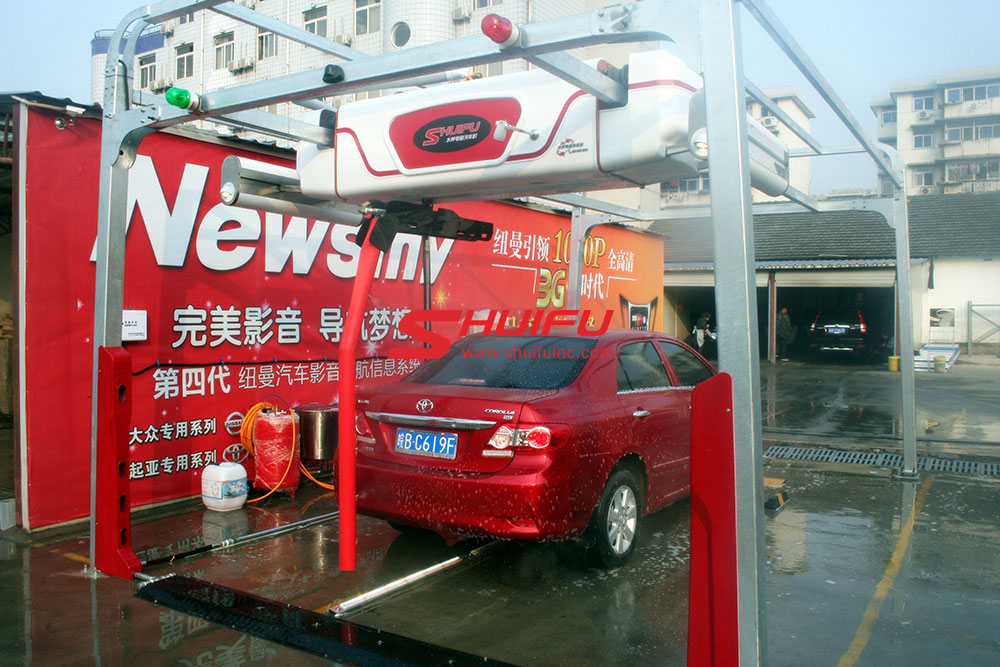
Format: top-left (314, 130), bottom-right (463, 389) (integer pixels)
top-left (837, 477), bottom-right (933, 667)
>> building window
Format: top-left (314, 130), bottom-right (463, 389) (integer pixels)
top-left (948, 160), bottom-right (1000, 182)
top-left (356, 0), bottom-right (380, 36)
top-left (179, 12), bottom-right (195, 24)
top-left (257, 29), bottom-right (277, 59)
top-left (663, 175), bottom-right (710, 193)
top-left (946, 83), bottom-right (1000, 103)
top-left (391, 22), bottom-right (411, 48)
top-left (214, 32), bottom-right (235, 70)
top-left (913, 132), bottom-right (933, 149)
top-left (760, 107), bottom-right (774, 118)
top-left (304, 6), bottom-right (327, 38)
top-left (138, 54), bottom-right (156, 89)
top-left (912, 171), bottom-right (934, 187)
top-left (176, 43), bottom-right (194, 79)
top-left (945, 121), bottom-right (1000, 142)
top-left (881, 110), bottom-right (897, 124)
top-left (913, 96), bottom-right (934, 111)
top-left (879, 178), bottom-right (894, 196)
top-left (475, 0), bottom-right (503, 7)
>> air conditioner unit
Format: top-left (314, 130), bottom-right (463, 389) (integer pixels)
top-left (917, 110), bottom-right (930, 120)
top-left (227, 58), bottom-right (254, 73)
top-left (160, 22), bottom-right (175, 36)
top-left (920, 186), bottom-right (931, 194)
top-left (453, 5), bottom-right (472, 21)
top-left (151, 79), bottom-right (173, 92)
top-left (761, 116), bottom-right (779, 131)
top-left (334, 33), bottom-right (352, 46)
top-left (241, 0), bottom-right (256, 8)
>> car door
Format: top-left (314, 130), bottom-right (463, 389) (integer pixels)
top-left (615, 340), bottom-right (687, 509)
top-left (655, 339), bottom-right (717, 499)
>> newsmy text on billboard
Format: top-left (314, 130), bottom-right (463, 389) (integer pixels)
top-left (16, 105), bottom-right (663, 528)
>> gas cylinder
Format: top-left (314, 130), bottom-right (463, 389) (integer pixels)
top-left (252, 410), bottom-right (301, 494)
top-left (201, 461), bottom-right (249, 511)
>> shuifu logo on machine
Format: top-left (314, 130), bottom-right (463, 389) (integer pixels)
top-left (416, 399), bottom-right (434, 413)
top-left (416, 114), bottom-right (490, 152)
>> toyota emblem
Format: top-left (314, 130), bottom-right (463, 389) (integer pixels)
top-left (416, 399), bottom-right (434, 413)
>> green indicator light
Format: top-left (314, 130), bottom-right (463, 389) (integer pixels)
top-left (165, 87), bottom-right (193, 110)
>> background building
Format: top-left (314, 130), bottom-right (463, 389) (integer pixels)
top-left (871, 66), bottom-right (1000, 197)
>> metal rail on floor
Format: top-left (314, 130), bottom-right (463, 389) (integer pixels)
top-left (140, 510), bottom-right (340, 568)
top-left (325, 540), bottom-right (505, 617)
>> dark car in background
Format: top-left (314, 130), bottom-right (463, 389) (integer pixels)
top-left (354, 331), bottom-right (715, 568)
top-left (807, 308), bottom-right (887, 359)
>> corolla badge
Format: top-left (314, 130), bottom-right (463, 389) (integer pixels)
top-left (416, 399), bottom-right (434, 413)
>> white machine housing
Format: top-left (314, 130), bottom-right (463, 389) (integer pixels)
top-left (296, 50), bottom-right (788, 204)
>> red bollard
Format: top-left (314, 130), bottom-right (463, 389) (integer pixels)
top-left (688, 372), bottom-right (738, 666)
top-left (338, 219), bottom-right (383, 571)
top-left (95, 346), bottom-right (141, 579)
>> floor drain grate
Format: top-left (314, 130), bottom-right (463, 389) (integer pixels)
top-left (765, 445), bottom-right (1000, 478)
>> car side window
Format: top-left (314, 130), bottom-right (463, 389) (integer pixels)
top-left (658, 341), bottom-right (714, 387)
top-left (618, 341), bottom-right (672, 391)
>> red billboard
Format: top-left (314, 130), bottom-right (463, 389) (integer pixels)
top-left (15, 105), bottom-right (662, 529)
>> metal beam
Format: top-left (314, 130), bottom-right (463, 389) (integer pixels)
top-left (740, 0), bottom-right (902, 189)
top-left (526, 52), bottom-right (628, 106)
top-left (700, 0), bottom-right (767, 661)
top-left (211, 1), bottom-right (365, 60)
top-left (140, 3), bottom-right (679, 125)
top-left (746, 79), bottom-right (823, 154)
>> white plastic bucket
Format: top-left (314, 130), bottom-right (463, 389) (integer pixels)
top-left (201, 461), bottom-right (248, 511)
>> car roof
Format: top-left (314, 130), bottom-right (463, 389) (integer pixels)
top-left (463, 329), bottom-right (686, 345)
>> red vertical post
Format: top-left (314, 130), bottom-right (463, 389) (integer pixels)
top-left (95, 346), bottom-right (141, 578)
top-left (338, 219), bottom-right (383, 571)
top-left (688, 372), bottom-right (738, 666)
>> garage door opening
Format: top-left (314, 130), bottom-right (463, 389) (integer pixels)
top-left (777, 286), bottom-right (895, 362)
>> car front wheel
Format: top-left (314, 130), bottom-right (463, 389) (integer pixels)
top-left (587, 469), bottom-right (642, 569)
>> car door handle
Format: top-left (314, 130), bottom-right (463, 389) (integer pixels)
top-left (633, 409), bottom-right (651, 419)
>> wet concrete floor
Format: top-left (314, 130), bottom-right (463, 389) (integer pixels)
top-left (761, 357), bottom-right (1000, 453)
top-left (2, 460), bottom-right (999, 665)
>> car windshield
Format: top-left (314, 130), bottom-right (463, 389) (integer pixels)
top-left (404, 336), bottom-right (597, 389)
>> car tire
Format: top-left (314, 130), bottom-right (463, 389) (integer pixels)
top-left (586, 469), bottom-right (642, 569)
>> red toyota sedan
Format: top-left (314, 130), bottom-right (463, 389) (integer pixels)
top-left (354, 331), bottom-right (715, 568)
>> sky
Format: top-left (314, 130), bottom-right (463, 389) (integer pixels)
top-left (2, 0), bottom-right (999, 194)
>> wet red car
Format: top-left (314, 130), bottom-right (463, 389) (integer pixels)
top-left (354, 331), bottom-right (715, 567)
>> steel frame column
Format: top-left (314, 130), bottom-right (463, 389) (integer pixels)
top-left (698, 0), bottom-right (767, 662)
top-left (891, 192), bottom-right (918, 477)
top-left (767, 272), bottom-right (777, 364)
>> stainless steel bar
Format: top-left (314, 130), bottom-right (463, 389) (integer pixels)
top-left (699, 0), bottom-right (767, 662)
top-left (740, 0), bottom-right (902, 189)
top-left (211, 1), bottom-right (365, 60)
top-left (330, 541), bottom-right (503, 617)
top-left (526, 52), bottom-right (628, 106)
top-left (746, 79), bottom-right (823, 154)
top-left (892, 191), bottom-right (918, 476)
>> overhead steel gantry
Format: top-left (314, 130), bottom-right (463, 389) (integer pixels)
top-left (93, 0), bottom-right (919, 663)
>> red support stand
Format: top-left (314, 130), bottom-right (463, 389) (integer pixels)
top-left (338, 219), bottom-right (383, 571)
top-left (688, 372), bottom-right (738, 666)
top-left (95, 346), bottom-right (141, 579)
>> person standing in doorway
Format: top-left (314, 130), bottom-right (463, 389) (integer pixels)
top-left (776, 306), bottom-right (793, 361)
top-left (694, 312), bottom-right (712, 353)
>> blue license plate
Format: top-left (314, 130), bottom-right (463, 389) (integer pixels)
top-left (394, 428), bottom-right (458, 460)
top-left (828, 327), bottom-right (845, 334)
